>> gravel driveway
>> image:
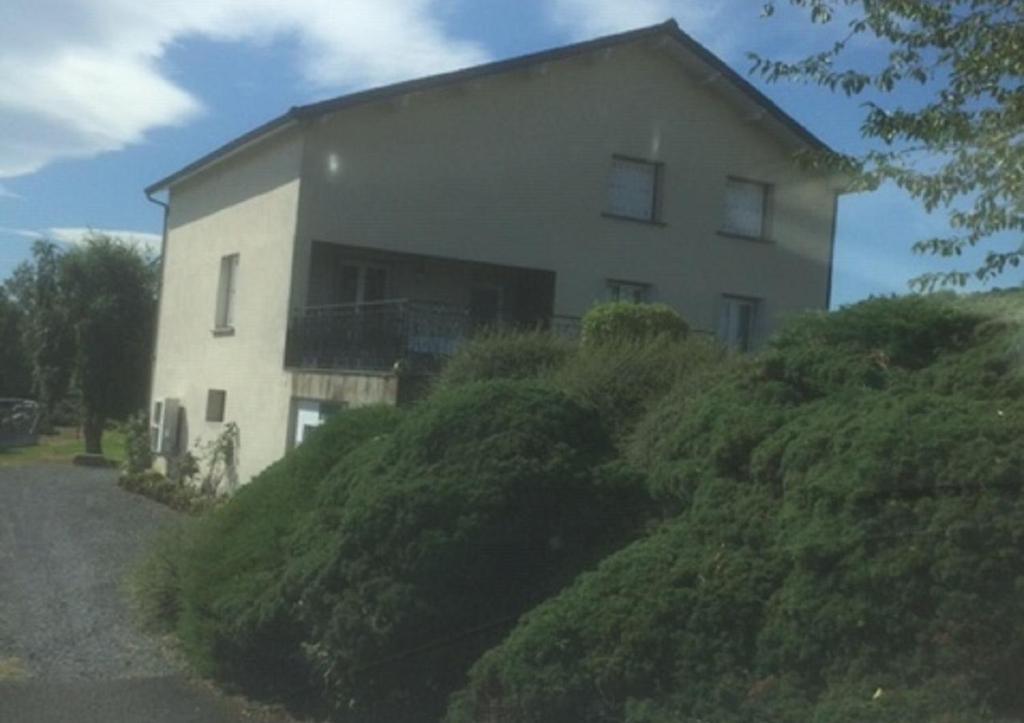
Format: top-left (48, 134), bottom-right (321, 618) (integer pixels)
top-left (0, 464), bottom-right (293, 722)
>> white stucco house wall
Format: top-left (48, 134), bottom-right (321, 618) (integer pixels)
top-left (145, 19), bottom-right (845, 486)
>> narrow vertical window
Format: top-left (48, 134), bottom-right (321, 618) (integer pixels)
top-left (722, 177), bottom-right (771, 239)
top-left (215, 254), bottom-right (239, 329)
top-left (719, 295), bottom-right (759, 352)
top-left (606, 156), bottom-right (660, 222)
top-left (205, 389), bottom-right (227, 422)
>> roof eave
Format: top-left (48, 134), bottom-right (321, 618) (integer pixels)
top-left (144, 112), bottom-right (300, 195)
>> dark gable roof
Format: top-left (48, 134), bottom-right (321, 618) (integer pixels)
top-left (146, 19), bottom-right (830, 194)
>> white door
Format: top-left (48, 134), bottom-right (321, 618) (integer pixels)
top-left (294, 400), bottom-right (324, 445)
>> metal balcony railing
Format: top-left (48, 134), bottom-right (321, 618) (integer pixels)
top-left (285, 299), bottom-right (472, 372)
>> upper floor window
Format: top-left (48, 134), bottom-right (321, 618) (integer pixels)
top-left (607, 279), bottom-right (651, 303)
top-left (606, 156), bottom-right (661, 223)
top-left (719, 295), bottom-right (759, 352)
top-left (214, 254), bottom-right (239, 330)
top-left (722, 177), bottom-right (771, 240)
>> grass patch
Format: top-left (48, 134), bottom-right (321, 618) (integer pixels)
top-left (0, 426), bottom-right (126, 467)
top-left (0, 656), bottom-right (29, 681)
top-left (127, 521), bottom-right (193, 634)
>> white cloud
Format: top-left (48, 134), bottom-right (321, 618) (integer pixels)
top-left (0, 184), bottom-right (22, 200)
top-left (0, 0), bottom-right (488, 179)
top-left (1, 227), bottom-right (162, 255)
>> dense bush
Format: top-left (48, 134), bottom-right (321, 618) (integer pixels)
top-left (278, 381), bottom-right (647, 722)
top-left (554, 335), bottom-right (725, 442)
top-left (169, 382), bottom-right (647, 721)
top-left (580, 302), bottom-right (689, 346)
top-left (434, 318), bottom-right (723, 443)
top-left (449, 293), bottom-right (1024, 723)
top-left (170, 405), bottom-right (403, 696)
top-left (434, 329), bottom-right (574, 390)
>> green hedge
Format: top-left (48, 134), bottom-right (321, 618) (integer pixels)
top-left (435, 329), bottom-right (574, 390)
top-left (172, 405), bottom-right (403, 698)
top-left (449, 293), bottom-right (1024, 723)
top-left (166, 382), bottom-right (649, 720)
top-left (554, 334), bottom-right (725, 442)
top-left (581, 302), bottom-right (689, 346)
top-left (280, 381), bottom-right (648, 721)
top-left (434, 317), bottom-right (723, 443)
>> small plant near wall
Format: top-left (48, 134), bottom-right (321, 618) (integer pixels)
top-left (123, 411), bottom-right (153, 475)
top-left (193, 422), bottom-right (240, 496)
top-left (167, 450), bottom-right (199, 485)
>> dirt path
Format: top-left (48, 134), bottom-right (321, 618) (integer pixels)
top-left (0, 465), bottom-right (293, 722)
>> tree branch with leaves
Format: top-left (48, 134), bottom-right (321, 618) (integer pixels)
top-left (754, 0), bottom-right (1023, 289)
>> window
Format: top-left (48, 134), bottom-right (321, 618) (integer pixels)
top-left (215, 254), bottom-right (239, 329)
top-left (206, 389), bottom-right (227, 422)
top-left (607, 280), bottom-right (651, 303)
top-left (722, 177), bottom-right (771, 239)
top-left (308, 242), bottom-right (388, 307)
top-left (719, 295), bottom-right (759, 352)
top-left (606, 156), bottom-right (660, 222)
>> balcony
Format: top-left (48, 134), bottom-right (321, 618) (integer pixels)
top-left (285, 299), bottom-right (474, 372)
top-left (285, 300), bottom-right (581, 373)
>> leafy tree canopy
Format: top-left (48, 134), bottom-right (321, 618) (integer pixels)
top-left (0, 286), bottom-right (32, 397)
top-left (754, 0), bottom-right (1023, 288)
top-left (60, 234), bottom-right (157, 453)
top-left (3, 241), bottom-right (75, 426)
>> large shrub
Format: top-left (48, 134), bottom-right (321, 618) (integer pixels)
top-left (629, 292), bottom-right (1020, 504)
top-left (554, 334), bottom-right (725, 442)
top-left (448, 293), bottom-right (1024, 723)
top-left (171, 405), bottom-right (403, 695)
top-left (434, 329), bottom-right (574, 390)
top-left (273, 381), bottom-right (646, 722)
top-left (580, 302), bottom-right (689, 346)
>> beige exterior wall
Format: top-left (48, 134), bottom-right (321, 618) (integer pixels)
top-left (290, 41), bottom-right (837, 342)
top-left (150, 129), bottom-right (305, 486)
top-left (153, 37), bottom-right (838, 484)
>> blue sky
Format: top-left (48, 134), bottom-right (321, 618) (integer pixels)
top-left (1, 0), bottom-right (1018, 306)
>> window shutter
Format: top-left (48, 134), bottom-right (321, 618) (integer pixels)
top-left (723, 179), bottom-right (767, 238)
top-left (607, 158), bottom-right (657, 221)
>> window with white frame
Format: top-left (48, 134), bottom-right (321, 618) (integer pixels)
top-left (719, 295), bottom-right (759, 352)
top-left (606, 156), bottom-right (660, 222)
top-left (214, 254), bottom-right (239, 329)
top-left (722, 177), bottom-right (771, 239)
top-left (607, 279), bottom-right (651, 303)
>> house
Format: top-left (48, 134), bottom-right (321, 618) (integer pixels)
top-left (145, 19), bottom-right (845, 486)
